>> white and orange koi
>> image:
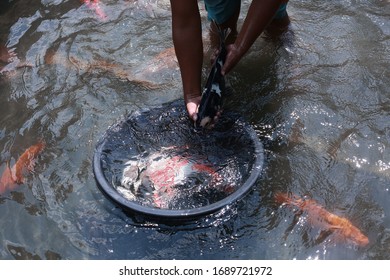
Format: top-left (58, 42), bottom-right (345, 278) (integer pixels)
top-left (119, 148), bottom-right (228, 208)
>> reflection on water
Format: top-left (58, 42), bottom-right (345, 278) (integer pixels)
top-left (0, 0), bottom-right (389, 259)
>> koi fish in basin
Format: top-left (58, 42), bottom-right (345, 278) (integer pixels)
top-left (196, 24), bottom-right (228, 129)
top-left (275, 192), bottom-right (369, 247)
top-left (119, 148), bottom-right (226, 208)
top-left (0, 141), bottom-right (45, 194)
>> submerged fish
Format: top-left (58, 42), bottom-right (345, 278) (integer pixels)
top-left (275, 192), bottom-right (369, 247)
top-left (0, 141), bottom-right (45, 194)
top-left (119, 148), bottom-right (223, 208)
top-left (44, 47), bottom-right (177, 89)
top-left (196, 25), bottom-right (228, 128)
top-left (81, 0), bottom-right (107, 21)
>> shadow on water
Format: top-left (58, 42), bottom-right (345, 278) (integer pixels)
top-left (0, 0), bottom-right (390, 259)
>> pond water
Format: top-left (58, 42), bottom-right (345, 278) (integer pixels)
top-left (0, 0), bottom-right (389, 260)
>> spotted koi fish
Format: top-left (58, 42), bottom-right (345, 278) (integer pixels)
top-left (196, 25), bottom-right (228, 128)
top-left (119, 147), bottom-right (226, 208)
top-left (0, 141), bottom-right (45, 194)
top-left (275, 192), bottom-right (369, 247)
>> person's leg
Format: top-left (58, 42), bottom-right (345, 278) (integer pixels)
top-left (204, 0), bottom-right (241, 47)
top-left (273, 2), bottom-right (288, 20)
top-left (264, 2), bottom-right (290, 38)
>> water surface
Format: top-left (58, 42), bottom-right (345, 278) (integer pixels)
top-left (0, 0), bottom-right (389, 259)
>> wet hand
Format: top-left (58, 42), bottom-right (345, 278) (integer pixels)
top-left (186, 96), bottom-right (222, 129)
top-left (186, 96), bottom-right (201, 123)
top-left (221, 43), bottom-right (242, 76)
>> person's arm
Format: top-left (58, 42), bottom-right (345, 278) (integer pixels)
top-left (222, 0), bottom-right (284, 75)
top-left (170, 0), bottom-right (203, 121)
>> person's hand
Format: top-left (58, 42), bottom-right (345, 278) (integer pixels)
top-left (186, 95), bottom-right (201, 123)
top-left (210, 43), bottom-right (242, 75)
top-left (221, 43), bottom-right (242, 76)
top-left (186, 95), bottom-right (222, 129)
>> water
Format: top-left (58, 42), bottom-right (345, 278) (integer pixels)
top-left (97, 101), bottom-right (260, 211)
top-left (0, 0), bottom-right (389, 259)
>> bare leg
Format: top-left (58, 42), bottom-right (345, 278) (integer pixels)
top-left (264, 13), bottom-right (290, 39)
top-left (209, 7), bottom-right (240, 49)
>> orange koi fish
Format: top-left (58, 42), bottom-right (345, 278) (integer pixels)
top-left (44, 47), bottom-right (178, 90)
top-left (0, 141), bottom-right (45, 194)
top-left (82, 0), bottom-right (107, 21)
top-left (275, 192), bottom-right (369, 247)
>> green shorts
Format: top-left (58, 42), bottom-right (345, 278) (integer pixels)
top-left (204, 0), bottom-right (288, 24)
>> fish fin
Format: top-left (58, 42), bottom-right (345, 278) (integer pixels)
top-left (274, 192), bottom-right (290, 205)
top-left (0, 167), bottom-right (18, 194)
top-left (314, 229), bottom-right (334, 245)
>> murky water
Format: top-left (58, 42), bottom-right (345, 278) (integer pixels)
top-left (1, 0), bottom-right (389, 260)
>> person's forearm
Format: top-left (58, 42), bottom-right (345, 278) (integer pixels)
top-left (170, 0), bottom-right (203, 102)
top-left (235, 0), bottom-right (283, 57)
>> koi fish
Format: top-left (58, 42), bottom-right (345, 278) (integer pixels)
top-left (196, 24), bottom-right (228, 128)
top-left (139, 47), bottom-right (178, 75)
top-left (44, 47), bottom-right (177, 89)
top-left (0, 141), bottom-right (45, 194)
top-left (81, 0), bottom-right (107, 21)
top-left (275, 192), bottom-right (369, 247)
top-left (119, 148), bottom-right (225, 208)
